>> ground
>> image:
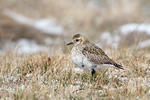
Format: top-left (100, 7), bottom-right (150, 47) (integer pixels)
top-left (0, 0), bottom-right (150, 100)
top-left (0, 48), bottom-right (150, 100)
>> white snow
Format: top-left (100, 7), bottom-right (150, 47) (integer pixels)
top-left (73, 67), bottom-right (84, 74)
top-left (120, 23), bottom-right (150, 35)
top-left (100, 32), bottom-right (120, 48)
top-left (44, 38), bottom-right (54, 45)
top-left (137, 39), bottom-right (150, 48)
top-left (0, 50), bottom-right (3, 54)
top-left (70, 85), bottom-right (80, 91)
top-left (3, 9), bottom-right (63, 35)
top-left (3, 9), bottom-right (33, 25)
top-left (20, 85), bottom-right (25, 90)
top-left (33, 19), bottom-right (63, 34)
top-left (100, 23), bottom-right (150, 48)
top-left (100, 32), bottom-right (112, 41)
top-left (16, 39), bottom-right (47, 54)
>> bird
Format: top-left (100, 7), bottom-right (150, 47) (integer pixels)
top-left (67, 34), bottom-right (124, 76)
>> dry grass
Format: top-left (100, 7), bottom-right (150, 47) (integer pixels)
top-left (0, 0), bottom-right (150, 99)
top-left (0, 48), bottom-right (150, 100)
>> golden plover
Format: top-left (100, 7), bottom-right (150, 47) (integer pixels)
top-left (67, 34), bottom-right (123, 76)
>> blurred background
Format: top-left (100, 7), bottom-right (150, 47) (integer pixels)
top-left (0, 0), bottom-right (150, 54)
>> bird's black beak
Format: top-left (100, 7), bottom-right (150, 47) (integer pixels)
top-left (67, 42), bottom-right (73, 45)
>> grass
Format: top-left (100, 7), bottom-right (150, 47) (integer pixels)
top-left (0, 48), bottom-right (150, 100)
top-left (0, 0), bottom-right (150, 99)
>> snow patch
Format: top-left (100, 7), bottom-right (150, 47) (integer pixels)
top-left (73, 67), bottom-right (84, 74)
top-left (33, 19), bottom-right (63, 34)
top-left (137, 39), bottom-right (150, 48)
top-left (70, 85), bottom-right (80, 91)
top-left (16, 39), bottom-right (47, 54)
top-left (3, 9), bottom-right (63, 35)
top-left (3, 9), bottom-right (33, 25)
top-left (44, 38), bottom-right (54, 45)
top-left (100, 32), bottom-right (120, 48)
top-left (120, 23), bottom-right (150, 35)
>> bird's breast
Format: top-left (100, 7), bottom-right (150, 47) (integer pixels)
top-left (71, 47), bottom-right (83, 66)
top-left (71, 47), bottom-right (93, 70)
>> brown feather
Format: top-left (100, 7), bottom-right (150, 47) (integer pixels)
top-left (82, 43), bottom-right (123, 69)
top-left (73, 34), bottom-right (81, 39)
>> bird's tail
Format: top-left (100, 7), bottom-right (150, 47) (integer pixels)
top-left (113, 63), bottom-right (124, 70)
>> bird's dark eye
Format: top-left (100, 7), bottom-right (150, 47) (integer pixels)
top-left (76, 39), bottom-right (79, 42)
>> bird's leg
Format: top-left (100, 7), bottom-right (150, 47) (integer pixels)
top-left (90, 69), bottom-right (96, 82)
top-left (91, 69), bottom-right (96, 77)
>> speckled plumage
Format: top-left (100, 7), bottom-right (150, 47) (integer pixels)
top-left (67, 34), bottom-right (123, 76)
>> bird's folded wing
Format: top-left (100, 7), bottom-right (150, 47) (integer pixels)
top-left (82, 43), bottom-right (115, 65)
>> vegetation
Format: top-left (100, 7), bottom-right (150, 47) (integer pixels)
top-left (0, 0), bottom-right (150, 99)
top-left (0, 48), bottom-right (149, 100)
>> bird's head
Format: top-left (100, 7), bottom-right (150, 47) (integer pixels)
top-left (67, 34), bottom-right (88, 46)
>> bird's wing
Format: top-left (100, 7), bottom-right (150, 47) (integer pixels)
top-left (82, 43), bottom-right (123, 69)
